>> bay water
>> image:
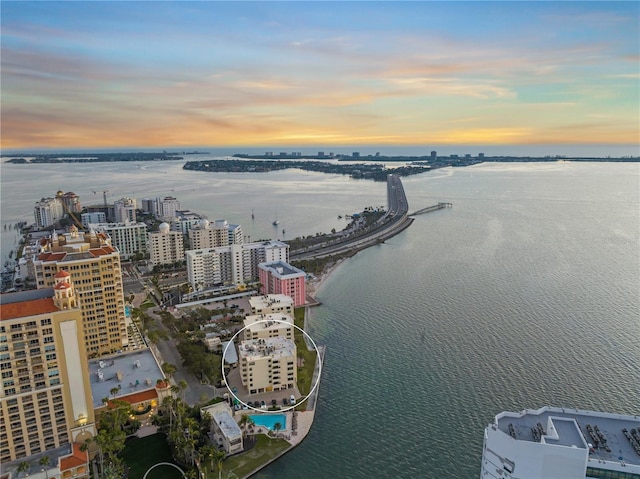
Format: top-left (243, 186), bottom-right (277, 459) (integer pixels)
top-left (1, 160), bottom-right (638, 478)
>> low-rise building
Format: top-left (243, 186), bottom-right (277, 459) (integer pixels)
top-left (201, 402), bottom-right (243, 455)
top-left (238, 337), bottom-right (296, 394)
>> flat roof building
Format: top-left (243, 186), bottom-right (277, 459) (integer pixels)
top-left (258, 261), bottom-right (306, 307)
top-left (243, 313), bottom-right (294, 341)
top-left (238, 337), bottom-right (296, 395)
top-left (248, 294), bottom-right (294, 316)
top-left (481, 406), bottom-right (640, 479)
top-left (201, 402), bottom-right (243, 455)
top-left (89, 222), bottom-right (148, 260)
top-left (149, 222), bottom-right (184, 267)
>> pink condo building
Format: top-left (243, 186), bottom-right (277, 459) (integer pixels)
top-left (258, 261), bottom-right (306, 307)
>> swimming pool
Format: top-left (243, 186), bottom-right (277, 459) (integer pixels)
top-left (249, 414), bottom-right (287, 431)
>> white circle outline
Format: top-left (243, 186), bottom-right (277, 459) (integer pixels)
top-left (221, 318), bottom-right (323, 413)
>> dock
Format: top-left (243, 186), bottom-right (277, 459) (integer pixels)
top-left (409, 202), bottom-right (452, 216)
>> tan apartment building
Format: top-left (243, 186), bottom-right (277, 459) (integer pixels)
top-left (248, 294), bottom-right (294, 316)
top-left (29, 226), bottom-right (127, 356)
top-left (243, 313), bottom-right (294, 342)
top-left (238, 337), bottom-right (296, 395)
top-left (148, 222), bottom-right (184, 267)
top-left (0, 271), bottom-right (95, 476)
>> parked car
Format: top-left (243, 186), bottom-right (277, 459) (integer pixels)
top-left (290, 395), bottom-right (296, 405)
top-left (282, 398), bottom-right (289, 405)
top-left (271, 399), bottom-right (277, 406)
top-left (260, 400), bottom-right (266, 409)
top-left (247, 401), bottom-right (253, 407)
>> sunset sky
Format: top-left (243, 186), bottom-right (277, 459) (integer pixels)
top-left (1, 1), bottom-right (639, 152)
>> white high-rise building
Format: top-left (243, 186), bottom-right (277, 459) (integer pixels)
top-left (186, 240), bottom-right (288, 289)
top-left (89, 222), bottom-right (148, 260)
top-left (157, 196), bottom-right (180, 221)
top-left (243, 312), bottom-right (294, 341)
top-left (34, 197), bottom-right (64, 228)
top-left (114, 197), bottom-right (137, 223)
top-left (81, 212), bottom-right (106, 226)
top-left (480, 406), bottom-right (640, 479)
top-left (172, 210), bottom-right (205, 236)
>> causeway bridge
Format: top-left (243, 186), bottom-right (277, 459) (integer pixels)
top-left (290, 174), bottom-right (414, 261)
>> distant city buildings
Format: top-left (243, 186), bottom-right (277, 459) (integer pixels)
top-left (148, 222), bottom-right (184, 267)
top-left (258, 261), bottom-right (306, 307)
top-left (58, 191), bottom-right (82, 214)
top-left (430, 150), bottom-right (437, 161)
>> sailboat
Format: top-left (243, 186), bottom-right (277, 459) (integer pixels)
top-left (251, 209), bottom-right (255, 220)
top-left (272, 211), bottom-right (279, 226)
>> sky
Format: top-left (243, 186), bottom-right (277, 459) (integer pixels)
top-left (1, 1), bottom-right (639, 153)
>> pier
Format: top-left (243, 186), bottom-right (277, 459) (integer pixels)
top-left (409, 202), bottom-right (452, 216)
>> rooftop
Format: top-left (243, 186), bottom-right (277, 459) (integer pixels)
top-left (237, 337), bottom-right (296, 361)
top-left (88, 349), bottom-right (164, 408)
top-left (244, 313), bottom-right (293, 332)
top-left (0, 289), bottom-right (58, 321)
top-left (494, 406), bottom-right (640, 466)
top-left (248, 294), bottom-right (294, 312)
top-left (258, 261), bottom-right (304, 278)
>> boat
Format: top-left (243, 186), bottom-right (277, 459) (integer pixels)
top-left (481, 406), bottom-right (640, 478)
top-left (272, 211), bottom-right (279, 226)
top-left (251, 209), bottom-right (255, 220)
top-left (338, 215), bottom-right (343, 219)
top-left (282, 229), bottom-right (285, 235)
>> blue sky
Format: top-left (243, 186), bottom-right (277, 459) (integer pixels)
top-left (1, 1), bottom-right (638, 151)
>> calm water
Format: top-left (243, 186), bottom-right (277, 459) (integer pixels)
top-left (1, 160), bottom-right (639, 478)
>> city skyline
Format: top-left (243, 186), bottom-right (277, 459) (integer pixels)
top-left (1, 1), bottom-right (639, 151)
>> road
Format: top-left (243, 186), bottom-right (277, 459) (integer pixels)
top-left (290, 174), bottom-right (413, 261)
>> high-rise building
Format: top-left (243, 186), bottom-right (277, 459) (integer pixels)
top-left (258, 261), bottom-right (306, 307)
top-left (186, 240), bottom-right (289, 290)
top-left (148, 222), bottom-right (184, 267)
top-left (0, 273), bottom-right (96, 472)
top-left (81, 212), bottom-right (107, 227)
top-left (58, 191), bottom-right (82, 214)
top-left (89, 222), bottom-right (148, 260)
top-left (430, 150), bottom-right (437, 161)
top-left (171, 210), bottom-right (205, 236)
top-left (243, 312), bottom-right (294, 341)
top-left (29, 226), bottom-right (127, 356)
top-left (189, 219), bottom-right (230, 250)
top-left (34, 197), bottom-right (65, 228)
top-left (248, 294), bottom-right (294, 316)
top-left (157, 196), bottom-right (180, 221)
top-left (113, 197), bottom-right (137, 223)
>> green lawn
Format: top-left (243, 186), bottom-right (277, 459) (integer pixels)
top-left (122, 434), bottom-right (184, 479)
top-left (212, 435), bottom-right (290, 479)
top-left (293, 307), bottom-right (317, 406)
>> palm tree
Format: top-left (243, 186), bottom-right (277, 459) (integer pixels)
top-left (179, 379), bottom-right (188, 402)
top-left (273, 422), bottom-right (282, 438)
top-left (212, 449), bottom-right (225, 479)
top-left (39, 456), bottom-right (50, 479)
top-left (17, 461), bottom-right (29, 478)
top-left (162, 362), bottom-right (177, 380)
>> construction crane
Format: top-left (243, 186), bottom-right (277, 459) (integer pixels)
top-left (92, 189), bottom-right (109, 208)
